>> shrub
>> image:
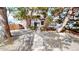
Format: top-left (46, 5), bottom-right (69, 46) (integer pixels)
top-left (28, 25), bottom-right (35, 30)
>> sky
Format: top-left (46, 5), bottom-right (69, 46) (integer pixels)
top-left (8, 14), bottom-right (21, 24)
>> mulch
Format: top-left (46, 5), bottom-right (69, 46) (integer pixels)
top-left (68, 30), bottom-right (79, 36)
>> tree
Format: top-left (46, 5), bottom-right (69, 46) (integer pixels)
top-left (0, 7), bottom-right (12, 43)
top-left (15, 7), bottom-right (36, 28)
top-left (14, 7), bottom-right (29, 28)
top-left (37, 7), bottom-right (48, 18)
top-left (51, 7), bottom-right (63, 16)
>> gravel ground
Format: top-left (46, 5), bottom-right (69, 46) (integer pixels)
top-left (33, 31), bottom-right (79, 51)
top-left (0, 30), bottom-right (79, 51)
top-left (0, 29), bottom-right (34, 51)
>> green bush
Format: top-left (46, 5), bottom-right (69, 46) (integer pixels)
top-left (28, 26), bottom-right (35, 30)
top-left (40, 26), bottom-right (46, 31)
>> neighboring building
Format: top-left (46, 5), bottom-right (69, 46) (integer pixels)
top-left (9, 24), bottom-right (24, 30)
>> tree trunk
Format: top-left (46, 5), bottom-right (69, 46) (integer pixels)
top-left (0, 7), bottom-right (12, 43)
top-left (57, 16), bottom-right (69, 32)
top-left (26, 19), bottom-right (31, 28)
top-left (28, 19), bottom-right (31, 26)
top-left (57, 8), bottom-right (73, 32)
top-left (26, 10), bottom-right (32, 28)
top-left (30, 10), bottom-right (33, 26)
